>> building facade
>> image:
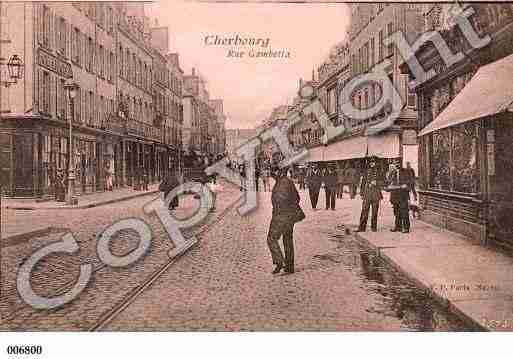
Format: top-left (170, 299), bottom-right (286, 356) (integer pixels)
top-left (404, 3), bottom-right (513, 248)
top-left (182, 68), bottom-right (226, 160)
top-left (345, 3), bottom-right (424, 169)
top-left (0, 1), bottom-right (181, 197)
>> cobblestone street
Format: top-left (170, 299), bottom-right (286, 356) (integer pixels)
top-left (105, 188), bottom-right (458, 331)
top-left (1, 183), bottom-right (471, 331)
top-left (0, 182), bottom-right (241, 330)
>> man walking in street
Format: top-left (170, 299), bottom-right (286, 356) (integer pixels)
top-left (267, 166), bottom-right (305, 275)
top-left (355, 156), bottom-right (383, 233)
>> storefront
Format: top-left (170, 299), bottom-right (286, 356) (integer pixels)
top-left (0, 115), bottom-right (109, 198)
top-left (417, 52), bottom-right (513, 247)
top-left (406, 3), bottom-right (513, 248)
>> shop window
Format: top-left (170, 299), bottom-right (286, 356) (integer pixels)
top-left (430, 123), bottom-right (480, 194)
top-left (452, 124), bottom-right (479, 193)
top-left (430, 129), bottom-right (451, 191)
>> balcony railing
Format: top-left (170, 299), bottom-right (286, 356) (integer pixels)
top-left (126, 119), bottom-right (162, 142)
top-left (102, 114), bottom-right (163, 143)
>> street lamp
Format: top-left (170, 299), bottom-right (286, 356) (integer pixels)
top-left (64, 80), bottom-right (79, 205)
top-left (1, 54), bottom-right (24, 87)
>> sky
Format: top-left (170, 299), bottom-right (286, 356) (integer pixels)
top-left (146, 1), bottom-right (350, 129)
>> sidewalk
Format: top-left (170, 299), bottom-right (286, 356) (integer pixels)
top-left (1, 184), bottom-right (160, 210)
top-left (295, 187), bottom-right (513, 331)
top-left (352, 206), bottom-right (513, 332)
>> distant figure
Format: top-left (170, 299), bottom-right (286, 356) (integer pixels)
top-left (324, 167), bottom-right (338, 210)
top-left (55, 168), bottom-right (66, 202)
top-left (159, 171), bottom-right (179, 210)
top-left (355, 156), bottom-right (383, 233)
top-left (105, 163), bottom-right (114, 191)
top-left (238, 162), bottom-right (246, 191)
top-left (346, 165), bottom-right (357, 199)
top-left (306, 166), bottom-right (322, 210)
top-left (298, 167), bottom-right (306, 190)
top-left (142, 168), bottom-right (149, 191)
top-left (267, 167), bottom-right (305, 275)
top-left (404, 161), bottom-right (417, 202)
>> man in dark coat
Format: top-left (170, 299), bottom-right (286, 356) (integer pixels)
top-left (267, 167), bottom-right (304, 274)
top-left (355, 157), bottom-right (383, 232)
top-left (387, 161), bottom-right (411, 233)
top-left (306, 165), bottom-right (322, 210)
top-left (324, 167), bottom-right (338, 210)
top-left (159, 171), bottom-right (179, 210)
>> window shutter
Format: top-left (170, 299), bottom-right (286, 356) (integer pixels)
top-left (65, 21), bottom-right (70, 58)
top-left (51, 10), bottom-right (58, 50)
top-left (49, 74), bottom-right (56, 117)
top-left (37, 70), bottom-right (43, 113)
top-left (36, 3), bottom-right (42, 45)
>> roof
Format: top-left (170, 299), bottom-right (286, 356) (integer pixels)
top-left (419, 53), bottom-right (513, 136)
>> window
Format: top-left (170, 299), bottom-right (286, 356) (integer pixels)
top-left (378, 30), bottom-right (384, 62)
top-left (430, 123), bottom-right (479, 193)
top-left (41, 5), bottom-right (51, 48)
top-left (75, 88), bottom-right (81, 123)
top-left (86, 37), bottom-right (94, 72)
top-left (327, 86), bottom-right (337, 115)
top-left (118, 45), bottom-right (123, 77)
top-left (370, 37), bottom-right (375, 68)
top-left (107, 7), bottom-right (114, 33)
top-left (88, 91), bottom-right (94, 126)
top-left (58, 17), bottom-right (67, 56)
top-left (387, 22), bottom-right (394, 57)
top-left (109, 52), bottom-right (115, 82)
top-left (99, 45), bottom-right (105, 78)
top-left (57, 79), bottom-right (66, 119)
top-left (71, 27), bottom-right (81, 65)
top-left (39, 71), bottom-right (51, 115)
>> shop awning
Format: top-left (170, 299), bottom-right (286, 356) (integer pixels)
top-left (419, 53), bottom-right (513, 136)
top-left (323, 135), bottom-right (368, 161)
top-left (301, 135), bottom-right (368, 163)
top-left (367, 133), bottom-right (400, 158)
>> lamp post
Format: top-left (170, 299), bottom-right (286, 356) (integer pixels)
top-left (64, 80), bottom-right (79, 205)
top-left (0, 54), bottom-right (24, 87)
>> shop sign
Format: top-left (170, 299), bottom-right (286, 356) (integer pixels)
top-left (37, 49), bottom-right (73, 78)
top-left (487, 143), bottom-right (495, 176)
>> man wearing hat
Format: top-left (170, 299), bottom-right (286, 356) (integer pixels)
top-left (386, 160), bottom-right (411, 233)
top-left (355, 156), bottom-right (383, 232)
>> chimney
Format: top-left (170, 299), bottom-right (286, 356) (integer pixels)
top-left (312, 68), bottom-right (315, 81)
top-left (299, 78), bottom-right (303, 88)
top-left (192, 67), bottom-right (196, 76)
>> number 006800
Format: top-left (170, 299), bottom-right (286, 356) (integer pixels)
top-left (7, 345), bottom-right (42, 355)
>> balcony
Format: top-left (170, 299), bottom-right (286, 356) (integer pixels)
top-left (102, 114), bottom-right (163, 143)
top-left (126, 119), bottom-right (162, 142)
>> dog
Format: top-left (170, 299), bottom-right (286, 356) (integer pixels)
top-left (409, 201), bottom-right (421, 218)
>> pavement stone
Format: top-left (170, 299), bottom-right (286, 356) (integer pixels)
top-left (105, 189), bottom-right (405, 331)
top-left (0, 181), bottom-right (239, 330)
top-left (355, 204), bottom-right (513, 331)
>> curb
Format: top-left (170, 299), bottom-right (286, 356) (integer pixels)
top-left (4, 190), bottom-right (159, 210)
top-left (354, 230), bottom-right (488, 331)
